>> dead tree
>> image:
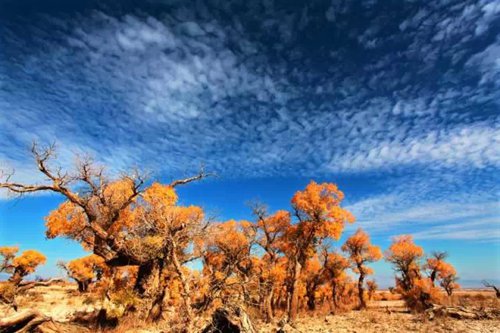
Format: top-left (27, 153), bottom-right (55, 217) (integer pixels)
top-left (0, 310), bottom-right (51, 333)
top-left (17, 278), bottom-right (65, 294)
top-left (482, 280), bottom-right (500, 298)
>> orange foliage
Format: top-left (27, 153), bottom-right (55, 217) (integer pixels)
top-left (403, 277), bottom-right (442, 311)
top-left (200, 219), bottom-right (256, 308)
top-left (302, 256), bottom-right (326, 310)
top-left (67, 254), bottom-right (106, 283)
top-left (322, 251), bottom-right (350, 309)
top-left (424, 252), bottom-right (459, 296)
top-left (2, 249), bottom-right (47, 284)
top-left (424, 253), bottom-right (456, 284)
top-left (385, 236), bottom-right (454, 310)
top-left (1, 246), bottom-right (46, 284)
top-left (44, 178), bottom-right (143, 256)
top-left (366, 280), bottom-right (377, 300)
top-left (46, 180), bottom-right (205, 267)
top-left (281, 181), bottom-right (354, 320)
top-left (0, 246), bottom-right (19, 273)
top-left (45, 202), bottom-right (89, 245)
top-left (342, 228), bottom-right (382, 276)
top-left (205, 220), bottom-right (253, 268)
top-left (291, 181), bottom-right (355, 242)
top-left (142, 182), bottom-right (178, 206)
top-left (0, 246), bottom-right (19, 260)
top-left (12, 250), bottom-right (46, 275)
top-left (2, 167), bottom-right (467, 320)
top-left (342, 229), bottom-right (382, 308)
top-left (385, 235), bottom-right (424, 292)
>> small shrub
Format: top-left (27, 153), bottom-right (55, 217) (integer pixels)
top-left (0, 282), bottom-right (16, 303)
top-left (402, 278), bottom-right (442, 312)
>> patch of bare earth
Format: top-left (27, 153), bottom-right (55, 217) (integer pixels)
top-left (256, 310), bottom-right (500, 333)
top-left (1, 286), bottom-right (499, 332)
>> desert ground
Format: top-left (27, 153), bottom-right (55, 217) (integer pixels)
top-left (1, 283), bottom-right (498, 332)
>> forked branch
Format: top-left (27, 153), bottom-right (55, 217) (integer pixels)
top-left (482, 280), bottom-right (500, 298)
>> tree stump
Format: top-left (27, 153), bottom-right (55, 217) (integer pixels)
top-left (201, 307), bottom-right (256, 333)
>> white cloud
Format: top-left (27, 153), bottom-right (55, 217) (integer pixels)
top-left (346, 188), bottom-right (500, 240)
top-left (466, 40), bottom-right (500, 87)
top-left (331, 124), bottom-right (500, 172)
top-left (0, 2), bottom-right (499, 190)
top-left (412, 217), bottom-right (500, 240)
top-left (475, 1), bottom-right (500, 35)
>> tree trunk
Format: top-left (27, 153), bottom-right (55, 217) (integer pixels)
top-left (134, 260), bottom-right (167, 322)
top-left (331, 281), bottom-right (338, 310)
top-left (202, 307), bottom-right (256, 333)
top-left (306, 284), bottom-right (316, 311)
top-left (146, 289), bottom-right (166, 322)
top-left (0, 310), bottom-right (50, 333)
top-left (430, 271), bottom-right (437, 286)
top-left (358, 273), bottom-right (366, 309)
top-left (135, 261), bottom-right (161, 297)
top-left (77, 279), bottom-right (90, 293)
top-left (8, 270), bottom-right (23, 286)
top-left (171, 245), bottom-right (194, 333)
top-left (286, 260), bottom-right (302, 322)
top-left (241, 275), bottom-right (251, 305)
top-left (273, 287), bottom-right (282, 313)
top-left (262, 288), bottom-right (274, 322)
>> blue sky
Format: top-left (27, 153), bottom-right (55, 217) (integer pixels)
top-left (0, 0), bottom-right (499, 287)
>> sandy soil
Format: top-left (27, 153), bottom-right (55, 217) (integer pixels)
top-left (257, 311), bottom-right (500, 333)
top-left (1, 285), bottom-right (499, 332)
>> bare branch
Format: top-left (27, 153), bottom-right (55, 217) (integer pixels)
top-left (169, 168), bottom-right (214, 188)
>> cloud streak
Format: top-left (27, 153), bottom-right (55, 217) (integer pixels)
top-left (0, 1), bottom-right (499, 228)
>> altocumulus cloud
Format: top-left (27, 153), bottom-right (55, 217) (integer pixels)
top-left (0, 0), bottom-right (499, 239)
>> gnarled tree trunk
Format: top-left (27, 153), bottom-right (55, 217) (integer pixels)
top-left (0, 310), bottom-right (50, 333)
top-left (134, 260), bottom-right (168, 321)
top-left (286, 260), bottom-right (302, 322)
top-left (202, 307), bottom-right (256, 333)
top-left (331, 281), bottom-right (338, 310)
top-left (306, 282), bottom-right (318, 311)
top-left (171, 243), bottom-right (194, 333)
top-left (76, 279), bottom-right (91, 293)
top-left (357, 273), bottom-right (366, 309)
top-left (262, 288), bottom-right (274, 322)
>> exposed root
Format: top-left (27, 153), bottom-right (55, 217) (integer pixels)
top-left (426, 304), bottom-right (500, 320)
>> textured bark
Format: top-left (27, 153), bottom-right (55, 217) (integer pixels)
top-left (0, 310), bottom-right (50, 333)
top-left (306, 288), bottom-right (316, 311)
top-left (306, 282), bottom-right (319, 311)
top-left (331, 281), bottom-right (338, 310)
top-left (262, 289), bottom-right (274, 322)
top-left (357, 273), bottom-right (366, 309)
top-left (135, 261), bottom-right (162, 297)
top-left (8, 270), bottom-right (23, 287)
top-left (134, 260), bottom-right (169, 322)
top-left (202, 307), bottom-right (256, 333)
top-left (171, 244), bottom-right (194, 333)
top-left (76, 280), bottom-right (90, 293)
top-left (286, 260), bottom-right (302, 322)
top-left (16, 278), bottom-right (65, 294)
